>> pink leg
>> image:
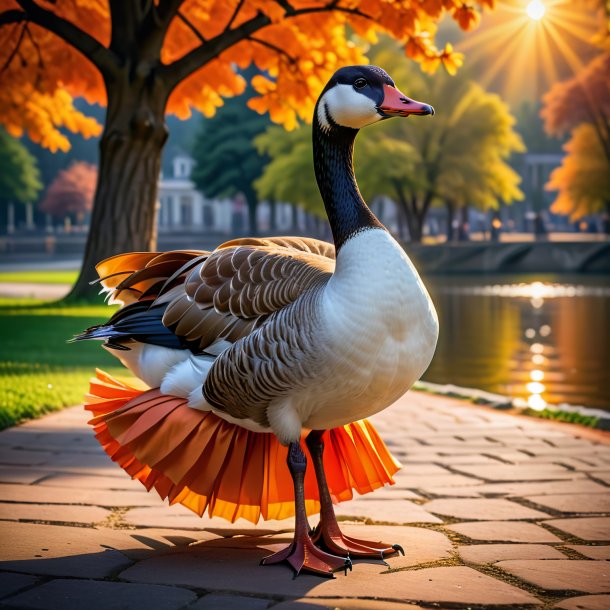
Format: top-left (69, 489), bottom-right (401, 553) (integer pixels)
top-left (260, 441), bottom-right (352, 577)
top-left (306, 430), bottom-right (405, 561)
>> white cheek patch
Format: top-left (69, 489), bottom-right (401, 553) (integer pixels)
top-left (319, 84), bottom-right (382, 129)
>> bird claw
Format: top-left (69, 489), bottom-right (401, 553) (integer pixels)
top-left (261, 532), bottom-right (350, 578)
top-left (312, 522), bottom-right (404, 562)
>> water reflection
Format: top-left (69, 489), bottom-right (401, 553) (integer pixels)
top-left (424, 275), bottom-right (610, 411)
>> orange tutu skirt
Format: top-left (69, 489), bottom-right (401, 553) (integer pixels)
top-left (85, 370), bottom-right (401, 524)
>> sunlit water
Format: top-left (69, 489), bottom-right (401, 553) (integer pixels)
top-left (423, 275), bottom-right (610, 412)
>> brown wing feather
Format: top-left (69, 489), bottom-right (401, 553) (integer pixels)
top-left (160, 238), bottom-right (335, 352)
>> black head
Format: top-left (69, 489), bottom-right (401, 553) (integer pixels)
top-left (316, 65), bottom-right (434, 130)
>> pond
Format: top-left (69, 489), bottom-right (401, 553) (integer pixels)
top-left (423, 275), bottom-right (610, 412)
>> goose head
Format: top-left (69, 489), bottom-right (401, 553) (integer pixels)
top-left (316, 65), bottom-right (434, 131)
top-left (316, 66), bottom-right (434, 129)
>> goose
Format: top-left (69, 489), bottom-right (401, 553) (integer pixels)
top-left (75, 65), bottom-right (439, 578)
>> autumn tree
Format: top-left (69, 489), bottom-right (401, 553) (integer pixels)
top-left (542, 51), bottom-right (610, 221)
top-left (0, 127), bottom-right (42, 232)
top-left (0, 0), bottom-right (492, 299)
top-left (256, 43), bottom-right (523, 242)
top-left (191, 89), bottom-right (270, 235)
top-left (39, 162), bottom-right (97, 228)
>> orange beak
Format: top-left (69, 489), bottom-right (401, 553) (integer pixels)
top-left (378, 83), bottom-right (434, 118)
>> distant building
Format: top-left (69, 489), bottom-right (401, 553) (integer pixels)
top-left (158, 150), bottom-right (329, 236)
top-left (158, 151), bottom-right (247, 234)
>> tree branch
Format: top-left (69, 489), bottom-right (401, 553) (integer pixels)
top-left (0, 9), bottom-right (26, 27)
top-left (225, 0), bottom-right (245, 32)
top-left (0, 22), bottom-right (26, 74)
top-left (155, 0), bottom-right (185, 24)
top-left (165, 1), bottom-right (373, 89)
top-left (177, 10), bottom-right (206, 43)
top-left (165, 10), bottom-right (271, 87)
top-left (13, 0), bottom-right (117, 77)
top-left (249, 35), bottom-right (295, 64)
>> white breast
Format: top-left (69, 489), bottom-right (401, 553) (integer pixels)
top-left (302, 228), bottom-right (439, 429)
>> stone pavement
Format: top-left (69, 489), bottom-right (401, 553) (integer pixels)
top-left (0, 392), bottom-right (609, 610)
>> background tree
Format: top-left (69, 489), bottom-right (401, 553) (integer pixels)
top-left (39, 162), bottom-right (97, 228)
top-left (542, 51), bottom-right (610, 221)
top-left (546, 124), bottom-right (610, 224)
top-left (256, 42), bottom-right (524, 242)
top-left (0, 0), bottom-right (489, 299)
top-left (191, 92), bottom-right (270, 235)
top-left (0, 127), bottom-right (42, 232)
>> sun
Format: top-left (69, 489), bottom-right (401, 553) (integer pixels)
top-left (455, 0), bottom-right (599, 102)
top-left (527, 0), bottom-right (546, 20)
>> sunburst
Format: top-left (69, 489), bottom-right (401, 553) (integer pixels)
top-left (455, 0), bottom-right (599, 101)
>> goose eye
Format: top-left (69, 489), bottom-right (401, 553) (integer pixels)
top-left (353, 78), bottom-right (367, 90)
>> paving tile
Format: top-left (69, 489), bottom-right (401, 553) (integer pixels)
top-left (392, 474), bottom-right (483, 489)
top-left (447, 521), bottom-right (562, 543)
top-left (452, 463), bottom-right (575, 482)
top-left (0, 483), bottom-right (165, 508)
top-left (590, 472), bottom-right (610, 485)
top-left (3, 578), bottom-right (197, 610)
top-left (38, 473), bottom-right (146, 490)
top-left (188, 593), bottom-right (271, 610)
top-left (545, 518), bottom-right (610, 542)
top-left (424, 498), bottom-right (550, 520)
top-left (459, 544), bottom-right (566, 564)
top-left (565, 545), bottom-right (610, 559)
top-left (469, 479), bottom-right (609, 497)
top-left (0, 449), bottom-right (57, 467)
top-left (432, 454), bottom-right (502, 465)
top-left (0, 572), bottom-right (38, 599)
top-left (554, 595), bottom-right (610, 609)
top-left (497, 560), bottom-right (610, 593)
top-left (354, 487), bottom-right (422, 500)
top-left (0, 521), bottom-right (218, 578)
top-left (0, 502), bottom-right (110, 525)
top-left (124, 505), bottom-right (294, 532)
top-left (334, 499), bottom-right (442, 524)
top-left (0, 468), bottom-right (49, 485)
top-left (526, 494), bottom-right (610, 514)
top-left (271, 599), bottom-right (427, 610)
top-left (121, 552), bottom-right (540, 605)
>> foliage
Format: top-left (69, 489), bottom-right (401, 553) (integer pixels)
top-left (256, 41), bottom-right (524, 241)
top-left (0, 1), bottom-right (495, 298)
top-left (191, 92), bottom-right (270, 232)
top-left (0, 298), bottom-right (121, 430)
top-left (0, 1), bottom-right (490, 144)
top-left (547, 124), bottom-right (610, 219)
top-left (541, 51), bottom-right (610, 144)
top-left (542, 51), bottom-right (610, 219)
top-left (38, 161), bottom-right (97, 218)
top-left (0, 127), bottom-right (42, 205)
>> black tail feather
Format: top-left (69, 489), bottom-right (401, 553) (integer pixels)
top-left (70, 301), bottom-right (185, 350)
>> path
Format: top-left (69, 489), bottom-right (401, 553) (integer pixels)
top-left (0, 392), bottom-right (609, 609)
top-left (0, 283), bottom-right (70, 300)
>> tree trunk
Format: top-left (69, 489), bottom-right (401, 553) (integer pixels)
top-left (67, 76), bottom-right (169, 301)
top-left (269, 199), bottom-right (277, 231)
top-left (244, 188), bottom-right (258, 236)
top-left (446, 201), bottom-right (455, 242)
top-left (457, 206), bottom-right (470, 242)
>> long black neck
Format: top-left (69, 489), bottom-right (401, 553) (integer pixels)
top-left (313, 109), bottom-right (384, 252)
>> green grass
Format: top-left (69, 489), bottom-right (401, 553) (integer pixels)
top-left (0, 297), bottom-right (124, 430)
top-left (524, 407), bottom-right (600, 428)
top-left (0, 270), bottom-right (78, 284)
